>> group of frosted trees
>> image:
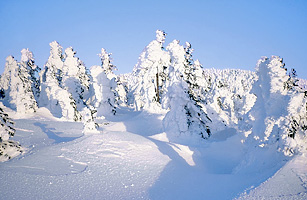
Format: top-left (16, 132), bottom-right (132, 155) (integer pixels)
top-left (0, 41), bottom-right (128, 160)
top-left (130, 30), bottom-right (306, 151)
top-left (0, 41), bottom-right (127, 121)
top-left (0, 30), bottom-right (306, 161)
top-left (131, 30), bottom-right (212, 140)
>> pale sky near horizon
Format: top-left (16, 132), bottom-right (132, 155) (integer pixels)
top-left (0, 0), bottom-right (306, 79)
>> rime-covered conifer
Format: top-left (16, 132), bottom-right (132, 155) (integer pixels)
top-left (16, 48), bottom-right (39, 113)
top-left (62, 47), bottom-right (91, 106)
top-left (0, 50), bottom-right (38, 114)
top-left (163, 40), bottom-right (211, 139)
top-left (39, 41), bottom-right (81, 121)
top-left (98, 48), bottom-right (127, 107)
top-left (0, 56), bottom-right (19, 109)
top-left (0, 103), bottom-right (23, 162)
top-left (82, 107), bottom-right (99, 134)
top-left (90, 65), bottom-right (116, 117)
top-left (131, 30), bottom-right (170, 110)
top-left (246, 56), bottom-right (294, 150)
top-left (99, 48), bottom-right (117, 78)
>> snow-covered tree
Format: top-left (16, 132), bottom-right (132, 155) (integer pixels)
top-left (0, 107), bottom-right (15, 141)
top-left (16, 48), bottom-right (39, 113)
top-left (246, 56), bottom-right (294, 150)
top-left (283, 72), bottom-right (307, 153)
top-left (20, 48), bottom-right (40, 99)
top-left (198, 68), bottom-right (257, 132)
top-left (284, 68), bottom-right (299, 91)
top-left (163, 40), bottom-right (211, 139)
top-left (288, 90), bottom-right (307, 139)
top-left (90, 65), bottom-right (116, 117)
top-left (0, 56), bottom-right (19, 109)
top-left (163, 81), bottom-right (211, 140)
top-left (131, 30), bottom-right (170, 110)
top-left (115, 75), bottom-right (129, 106)
top-left (39, 41), bottom-right (81, 121)
top-left (88, 48), bottom-right (123, 108)
top-left (62, 47), bottom-right (91, 106)
top-left (98, 48), bottom-right (128, 107)
top-left (0, 56), bottom-right (16, 92)
top-left (41, 41), bottom-right (64, 86)
top-left (0, 49), bottom-right (39, 114)
top-left (0, 103), bottom-right (23, 162)
top-left (99, 48), bottom-right (117, 77)
top-left (81, 107), bottom-right (99, 134)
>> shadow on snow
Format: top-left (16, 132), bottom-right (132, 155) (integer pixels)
top-left (105, 107), bottom-right (289, 199)
top-left (34, 122), bottom-right (81, 144)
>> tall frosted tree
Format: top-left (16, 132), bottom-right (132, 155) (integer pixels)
top-left (245, 56), bottom-right (296, 152)
top-left (20, 48), bottom-right (40, 99)
top-left (16, 48), bottom-right (39, 113)
top-left (285, 70), bottom-right (307, 152)
top-left (62, 47), bottom-right (91, 106)
top-left (131, 30), bottom-right (170, 110)
top-left (90, 65), bottom-right (116, 117)
top-left (288, 89), bottom-right (307, 140)
top-left (0, 49), bottom-right (38, 114)
top-left (183, 42), bottom-right (204, 103)
top-left (0, 56), bottom-right (19, 109)
top-left (99, 48), bottom-right (117, 78)
top-left (98, 48), bottom-right (127, 106)
top-left (0, 56), bottom-right (16, 92)
top-left (41, 41), bottom-right (64, 86)
top-left (39, 41), bottom-right (81, 121)
top-left (163, 40), bottom-right (211, 139)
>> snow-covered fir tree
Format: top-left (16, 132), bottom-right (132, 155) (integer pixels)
top-left (40, 41), bottom-right (81, 121)
top-left (131, 30), bottom-right (170, 111)
top-left (62, 47), bottom-right (91, 106)
top-left (0, 103), bottom-right (23, 162)
top-left (288, 90), bottom-right (307, 138)
top-left (81, 106), bottom-right (99, 134)
top-left (284, 71), bottom-right (307, 152)
top-left (90, 65), bottom-right (116, 117)
top-left (99, 48), bottom-right (117, 78)
top-left (245, 56), bottom-right (295, 151)
top-left (0, 56), bottom-right (19, 109)
top-left (41, 41), bottom-right (64, 85)
top-left (115, 75), bottom-right (129, 106)
top-left (0, 50), bottom-right (39, 114)
top-left (20, 48), bottom-right (40, 100)
top-left (0, 56), bottom-right (16, 92)
top-left (163, 40), bottom-right (211, 139)
top-left (0, 106), bottom-right (15, 142)
top-left (16, 48), bottom-right (39, 113)
top-left (98, 48), bottom-right (127, 107)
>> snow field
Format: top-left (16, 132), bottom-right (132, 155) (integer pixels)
top-left (1, 108), bottom-right (306, 199)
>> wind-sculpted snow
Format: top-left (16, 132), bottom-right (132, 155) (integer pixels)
top-left (0, 111), bottom-right (171, 199)
top-left (236, 154), bottom-right (307, 199)
top-left (0, 107), bottom-right (306, 199)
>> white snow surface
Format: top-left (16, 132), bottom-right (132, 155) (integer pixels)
top-left (1, 107), bottom-right (306, 200)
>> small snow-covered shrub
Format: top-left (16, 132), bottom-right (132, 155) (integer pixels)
top-left (0, 140), bottom-right (23, 162)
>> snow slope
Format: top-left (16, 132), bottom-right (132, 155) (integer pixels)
top-left (1, 107), bottom-right (306, 199)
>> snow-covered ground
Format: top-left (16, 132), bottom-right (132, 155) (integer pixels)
top-left (1, 107), bottom-right (306, 200)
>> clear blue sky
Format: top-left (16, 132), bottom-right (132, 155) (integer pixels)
top-left (0, 0), bottom-right (306, 79)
